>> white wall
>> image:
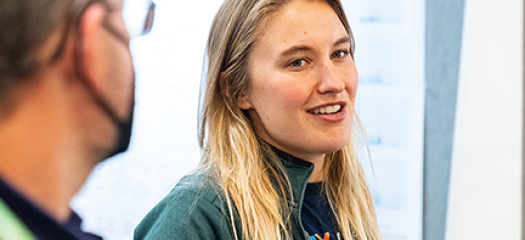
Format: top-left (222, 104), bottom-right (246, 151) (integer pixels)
top-left (447, 0), bottom-right (524, 239)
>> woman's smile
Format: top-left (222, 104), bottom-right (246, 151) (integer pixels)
top-left (307, 101), bottom-right (347, 123)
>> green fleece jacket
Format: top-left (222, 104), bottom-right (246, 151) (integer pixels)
top-left (134, 154), bottom-right (315, 240)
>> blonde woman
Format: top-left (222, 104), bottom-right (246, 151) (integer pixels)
top-left (135, 0), bottom-right (383, 239)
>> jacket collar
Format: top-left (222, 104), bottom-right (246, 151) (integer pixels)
top-left (270, 146), bottom-right (315, 204)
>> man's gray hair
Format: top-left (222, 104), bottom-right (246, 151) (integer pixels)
top-left (0, 0), bottom-right (95, 114)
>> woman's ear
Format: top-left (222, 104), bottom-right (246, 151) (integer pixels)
top-left (237, 92), bottom-right (252, 110)
top-left (219, 71), bottom-right (231, 98)
top-left (219, 71), bottom-right (252, 110)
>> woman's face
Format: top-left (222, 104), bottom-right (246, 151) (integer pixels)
top-left (238, 0), bottom-right (357, 163)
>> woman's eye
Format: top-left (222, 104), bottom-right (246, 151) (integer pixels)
top-left (332, 49), bottom-right (349, 59)
top-left (289, 59), bottom-right (306, 68)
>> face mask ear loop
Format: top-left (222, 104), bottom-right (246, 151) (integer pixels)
top-left (73, 3), bottom-right (123, 128)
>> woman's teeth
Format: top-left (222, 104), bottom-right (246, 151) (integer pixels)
top-left (310, 105), bottom-right (342, 114)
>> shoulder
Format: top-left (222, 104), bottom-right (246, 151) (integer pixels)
top-left (168, 170), bottom-right (224, 204)
top-left (134, 171), bottom-right (235, 240)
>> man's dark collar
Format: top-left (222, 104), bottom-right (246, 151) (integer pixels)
top-left (0, 176), bottom-right (102, 240)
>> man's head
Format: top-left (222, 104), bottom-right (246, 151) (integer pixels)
top-left (0, 0), bottom-right (71, 113)
top-left (0, 0), bottom-right (154, 160)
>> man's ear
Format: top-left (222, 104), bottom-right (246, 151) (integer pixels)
top-left (75, 3), bottom-right (108, 90)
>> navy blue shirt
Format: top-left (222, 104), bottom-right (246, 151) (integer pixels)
top-left (301, 182), bottom-right (342, 240)
top-left (0, 177), bottom-right (102, 240)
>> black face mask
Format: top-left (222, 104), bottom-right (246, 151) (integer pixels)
top-left (74, 18), bottom-right (136, 159)
top-left (104, 24), bottom-right (138, 158)
top-left (76, 63), bottom-right (136, 159)
top-left (107, 77), bottom-right (135, 158)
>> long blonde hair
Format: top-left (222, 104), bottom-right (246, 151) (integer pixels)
top-left (198, 0), bottom-right (382, 239)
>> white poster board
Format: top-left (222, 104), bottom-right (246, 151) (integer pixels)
top-left (343, 0), bottom-right (425, 239)
top-left (446, 0), bottom-right (523, 239)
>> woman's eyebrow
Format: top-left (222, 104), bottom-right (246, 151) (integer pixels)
top-left (334, 36), bottom-right (351, 47)
top-left (280, 45), bottom-right (313, 57)
top-left (279, 36), bottom-right (351, 57)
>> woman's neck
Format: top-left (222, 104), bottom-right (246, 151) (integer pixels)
top-left (307, 156), bottom-right (324, 183)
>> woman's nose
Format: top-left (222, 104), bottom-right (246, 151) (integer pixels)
top-left (317, 60), bottom-right (345, 95)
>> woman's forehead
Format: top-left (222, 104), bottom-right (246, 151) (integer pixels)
top-left (106, 0), bottom-right (123, 8)
top-left (259, 0), bottom-right (346, 44)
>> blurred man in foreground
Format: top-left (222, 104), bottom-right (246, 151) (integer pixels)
top-left (0, 0), bottom-right (154, 238)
